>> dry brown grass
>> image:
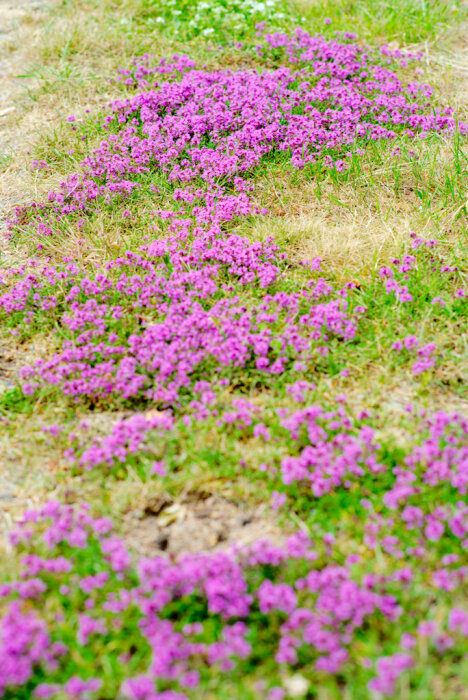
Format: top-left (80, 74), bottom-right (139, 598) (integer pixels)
top-left (247, 135), bottom-right (467, 279)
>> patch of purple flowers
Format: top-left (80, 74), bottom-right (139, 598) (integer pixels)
top-left (1, 31), bottom-right (465, 405)
top-left (1, 500), bottom-right (466, 699)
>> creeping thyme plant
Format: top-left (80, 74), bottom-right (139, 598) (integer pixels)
top-left (0, 1), bottom-right (467, 698)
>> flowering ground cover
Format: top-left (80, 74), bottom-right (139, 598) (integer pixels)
top-left (0, 1), bottom-right (467, 698)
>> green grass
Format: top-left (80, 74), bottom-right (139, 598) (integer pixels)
top-left (297, 0), bottom-right (465, 45)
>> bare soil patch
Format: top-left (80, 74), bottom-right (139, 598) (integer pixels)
top-left (124, 493), bottom-right (286, 557)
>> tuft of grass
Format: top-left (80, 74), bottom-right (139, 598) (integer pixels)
top-left (247, 133), bottom-right (468, 279)
top-left (297, 0), bottom-right (466, 45)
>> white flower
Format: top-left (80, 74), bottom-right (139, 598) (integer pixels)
top-left (283, 674), bottom-right (309, 698)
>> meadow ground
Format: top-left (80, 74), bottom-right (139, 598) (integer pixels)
top-left (0, 1), bottom-right (467, 698)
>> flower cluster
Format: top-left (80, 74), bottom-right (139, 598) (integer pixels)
top-left (76, 410), bottom-right (174, 471)
top-left (2, 32), bottom-right (465, 407)
top-left (1, 500), bottom-right (467, 699)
